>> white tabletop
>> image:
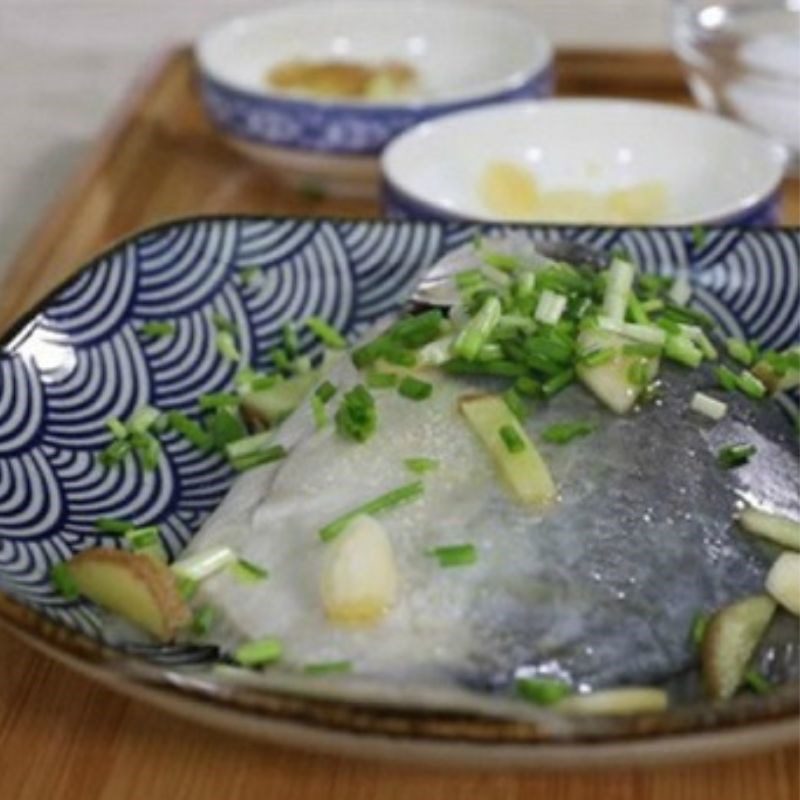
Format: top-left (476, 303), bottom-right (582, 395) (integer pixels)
top-left (0, 0), bottom-right (668, 284)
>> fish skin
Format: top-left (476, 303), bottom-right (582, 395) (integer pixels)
top-left (185, 355), bottom-right (799, 697)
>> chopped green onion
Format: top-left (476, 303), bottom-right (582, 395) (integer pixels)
top-left (172, 545), bottom-right (237, 582)
top-left (404, 457), bottom-right (439, 474)
top-left (442, 358), bottom-right (527, 378)
top-left (271, 347), bottom-right (292, 373)
top-left (480, 247), bottom-right (520, 272)
top-left (736, 370), bottom-right (766, 399)
top-left (622, 342), bottom-right (662, 358)
top-left (664, 334), bottom-right (703, 368)
top-left (212, 313), bottom-right (237, 334)
top-left (598, 317), bottom-right (667, 347)
top-left (516, 676), bottom-right (572, 706)
top-left (335, 385), bottom-right (377, 443)
top-left (397, 376), bottom-right (433, 401)
top-left (51, 562), bottom-right (79, 600)
top-left (216, 331), bottom-right (240, 362)
top-left (230, 445), bottom-right (287, 472)
top-left (198, 392), bottom-right (240, 410)
top-left (534, 289), bottom-right (567, 325)
top-left (514, 376), bottom-right (542, 398)
top-left (455, 268), bottom-right (485, 290)
top-left (691, 225), bottom-right (707, 248)
top-left (668, 271), bottom-right (692, 306)
top-left (426, 543), bottom-right (477, 568)
top-left (319, 480), bottom-right (424, 542)
top-left (602, 257), bottom-right (635, 323)
top-left (640, 298), bottom-right (664, 314)
top-left (417, 335), bottom-right (456, 366)
top-left (303, 660), bottom-right (352, 676)
top-left (233, 637), bottom-right (283, 667)
top-left (366, 371), bottom-right (398, 389)
top-left (208, 408), bottom-right (247, 449)
top-left (627, 294), bottom-right (650, 326)
top-left (481, 263), bottom-right (512, 288)
top-left (502, 388), bottom-right (527, 421)
top-left (106, 417), bottom-right (128, 439)
top-left (167, 411), bottom-right (213, 450)
top-left (499, 424), bottom-right (525, 453)
top-left (690, 612), bottom-right (708, 648)
top-left (542, 368), bottom-right (575, 397)
top-left (714, 365), bottom-right (738, 392)
top-left (95, 517), bottom-right (133, 535)
top-left (315, 380), bottom-right (337, 403)
top-left (97, 439), bottom-right (131, 467)
top-left (282, 323), bottom-right (299, 355)
top-left (718, 443), bottom-right (757, 469)
top-left (476, 343), bottom-right (504, 363)
top-left (125, 526), bottom-right (160, 551)
top-left (128, 405), bottom-right (161, 434)
top-left (726, 337), bottom-right (753, 366)
top-left (311, 395), bottom-right (327, 429)
top-left (541, 421), bottom-right (595, 445)
top-left (306, 316), bottom-right (347, 349)
top-left (131, 431), bottom-right (161, 471)
top-left (139, 321), bottom-right (175, 339)
top-left (293, 356), bottom-right (312, 376)
top-left (661, 302), bottom-right (715, 329)
top-left (744, 669), bottom-right (771, 695)
top-left (627, 359), bottom-right (651, 388)
top-left (231, 558), bottom-right (269, 584)
top-left (579, 347), bottom-right (616, 367)
top-left (176, 575), bottom-right (198, 600)
top-left (689, 392), bottom-right (727, 421)
top-left (191, 606), bottom-right (215, 636)
top-left (638, 274), bottom-right (674, 296)
top-left (454, 296), bottom-right (502, 361)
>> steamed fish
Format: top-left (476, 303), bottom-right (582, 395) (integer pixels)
top-left (184, 356), bottom-right (798, 693)
top-left (62, 237), bottom-right (800, 712)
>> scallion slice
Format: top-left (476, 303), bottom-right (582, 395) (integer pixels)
top-left (726, 337), bottom-right (753, 366)
top-left (366, 371), bottom-right (398, 389)
top-left (664, 334), bottom-right (703, 368)
top-left (602, 257), bottom-right (635, 323)
top-left (216, 331), bottom-right (240, 362)
top-left (128, 405), bottom-right (162, 434)
top-left (167, 411), bottom-right (213, 450)
top-left (714, 365), bottom-right (738, 392)
top-left (230, 445), bottom-right (287, 472)
top-left (426, 543), bottom-right (477, 568)
top-left (315, 380), bottom-right (337, 403)
top-left (453, 296), bottom-right (502, 361)
top-left (717, 443), bottom-right (757, 469)
top-left (303, 660), bottom-right (352, 676)
top-left (233, 637), bottom-right (283, 667)
top-left (335, 385), bottom-right (377, 442)
top-left (689, 392), bottom-right (727, 421)
top-left (516, 676), bottom-right (572, 706)
top-left (534, 289), bottom-right (567, 325)
top-left (198, 392), bottom-right (240, 410)
top-left (231, 558), bottom-right (269, 584)
top-left (499, 424), bottom-right (525, 453)
top-left (541, 421), bottom-right (595, 445)
top-left (397, 376), bottom-right (433, 401)
top-left (404, 457), bottom-right (439, 474)
top-left (736, 370), bottom-right (766, 399)
top-left (51, 562), bottom-right (79, 600)
top-left (311, 395), bottom-right (327, 429)
top-left (319, 481), bottom-right (424, 542)
top-left (106, 417), bottom-right (128, 439)
top-left (95, 517), bottom-right (133, 535)
top-left (139, 320), bottom-right (175, 338)
top-left (191, 606), bottom-right (215, 636)
top-left (306, 316), bottom-right (347, 349)
top-left (172, 545), bottom-right (237, 582)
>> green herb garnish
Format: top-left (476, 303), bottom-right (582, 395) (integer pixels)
top-left (541, 421), bottom-right (595, 445)
top-left (233, 637), bottom-right (283, 667)
top-left (718, 443), bottom-right (757, 469)
top-left (319, 481), bottom-right (424, 542)
top-left (426, 543), bottom-right (477, 568)
top-left (397, 376), bottom-right (433, 401)
top-left (516, 676), bottom-right (572, 706)
top-left (335, 385), bottom-right (377, 442)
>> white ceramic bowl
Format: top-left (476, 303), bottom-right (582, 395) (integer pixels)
top-left (195, 1), bottom-right (553, 196)
top-left (381, 99), bottom-right (789, 225)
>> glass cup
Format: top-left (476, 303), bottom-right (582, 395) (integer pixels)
top-left (672, 0), bottom-right (800, 171)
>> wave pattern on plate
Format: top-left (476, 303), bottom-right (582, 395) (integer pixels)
top-left (0, 218), bottom-right (797, 650)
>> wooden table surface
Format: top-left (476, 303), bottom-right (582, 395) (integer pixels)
top-left (0, 49), bottom-right (798, 798)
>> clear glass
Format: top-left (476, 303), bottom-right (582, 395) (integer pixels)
top-left (672, 0), bottom-right (800, 170)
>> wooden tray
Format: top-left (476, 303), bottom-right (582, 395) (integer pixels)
top-left (1, 47), bottom-right (798, 800)
top-left (1, 47), bottom-right (797, 334)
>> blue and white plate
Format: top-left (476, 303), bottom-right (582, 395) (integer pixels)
top-left (0, 218), bottom-right (798, 765)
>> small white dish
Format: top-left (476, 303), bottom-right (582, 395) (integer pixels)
top-left (381, 99), bottom-right (789, 225)
top-left (194, 1), bottom-right (553, 196)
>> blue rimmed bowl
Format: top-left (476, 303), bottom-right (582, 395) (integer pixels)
top-left (381, 99), bottom-right (789, 225)
top-left (0, 218), bottom-right (798, 765)
top-left (194, 2), bottom-right (553, 196)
